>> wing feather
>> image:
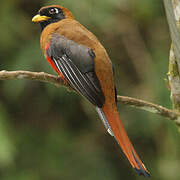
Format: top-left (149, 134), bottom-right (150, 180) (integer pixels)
top-left (47, 35), bottom-right (105, 107)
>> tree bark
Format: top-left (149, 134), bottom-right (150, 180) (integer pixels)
top-left (164, 0), bottom-right (180, 129)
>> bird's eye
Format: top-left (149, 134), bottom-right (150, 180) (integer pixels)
top-left (49, 8), bottom-right (59, 15)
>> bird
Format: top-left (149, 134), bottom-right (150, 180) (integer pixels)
top-left (32, 5), bottom-right (150, 177)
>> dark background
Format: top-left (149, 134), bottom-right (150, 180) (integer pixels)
top-left (0, 0), bottom-right (180, 179)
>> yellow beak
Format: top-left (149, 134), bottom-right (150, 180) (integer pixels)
top-left (32, 14), bottom-right (51, 22)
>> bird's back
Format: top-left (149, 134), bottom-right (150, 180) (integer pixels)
top-left (40, 18), bottom-right (116, 107)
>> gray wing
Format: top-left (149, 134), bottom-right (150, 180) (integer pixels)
top-left (46, 34), bottom-right (105, 107)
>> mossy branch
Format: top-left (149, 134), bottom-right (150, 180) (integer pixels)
top-left (1, 70), bottom-right (180, 126)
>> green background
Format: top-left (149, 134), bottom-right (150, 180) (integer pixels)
top-left (0, 0), bottom-right (179, 179)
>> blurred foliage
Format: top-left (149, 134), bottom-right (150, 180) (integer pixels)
top-left (0, 0), bottom-right (180, 179)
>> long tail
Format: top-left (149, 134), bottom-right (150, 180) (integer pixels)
top-left (96, 106), bottom-right (150, 177)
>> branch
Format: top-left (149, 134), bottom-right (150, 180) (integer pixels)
top-left (0, 70), bottom-right (68, 87)
top-left (117, 96), bottom-right (180, 126)
top-left (1, 70), bottom-right (180, 126)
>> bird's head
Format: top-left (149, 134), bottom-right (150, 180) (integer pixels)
top-left (32, 5), bottom-right (74, 31)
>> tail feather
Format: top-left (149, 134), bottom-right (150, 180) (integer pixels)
top-left (95, 107), bottom-right (114, 136)
top-left (96, 107), bottom-right (134, 163)
top-left (97, 106), bottom-right (150, 177)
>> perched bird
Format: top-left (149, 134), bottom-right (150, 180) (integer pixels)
top-left (32, 5), bottom-right (150, 177)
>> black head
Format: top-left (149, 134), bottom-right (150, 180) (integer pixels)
top-left (32, 5), bottom-right (69, 31)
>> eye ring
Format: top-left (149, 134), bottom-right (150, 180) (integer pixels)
top-left (49, 8), bottom-right (59, 15)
